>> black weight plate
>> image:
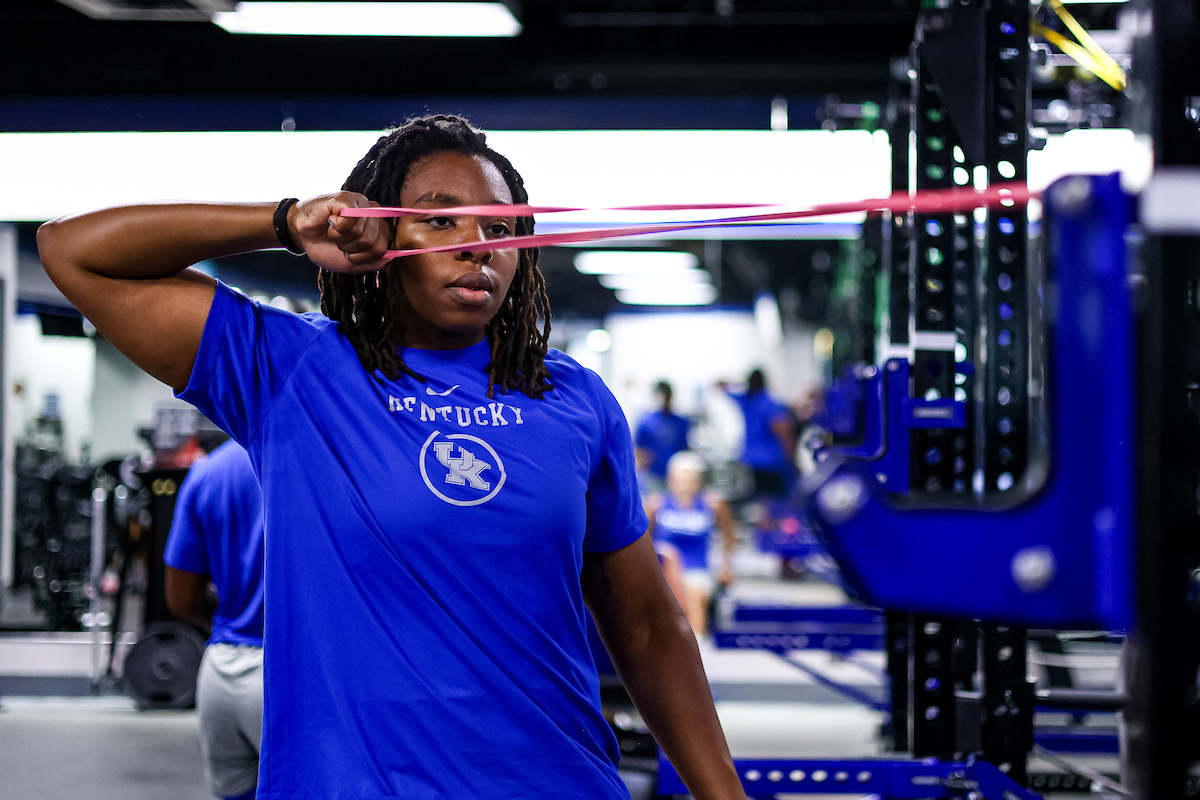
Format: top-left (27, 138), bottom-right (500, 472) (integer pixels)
top-left (123, 621), bottom-right (205, 710)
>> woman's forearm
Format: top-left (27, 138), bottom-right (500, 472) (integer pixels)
top-left (582, 535), bottom-right (744, 800)
top-left (35, 194), bottom-right (386, 390)
top-left (38, 202), bottom-right (279, 283)
top-left (35, 202), bottom-right (282, 389)
top-left (613, 611), bottom-right (743, 800)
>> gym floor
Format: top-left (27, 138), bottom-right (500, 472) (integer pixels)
top-left (0, 570), bottom-right (1118, 800)
top-left (0, 652), bottom-right (880, 800)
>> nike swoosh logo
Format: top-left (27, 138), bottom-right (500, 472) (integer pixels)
top-left (426, 385), bottom-right (460, 397)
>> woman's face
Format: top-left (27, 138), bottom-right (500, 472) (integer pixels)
top-left (390, 150), bottom-right (519, 349)
top-left (667, 467), bottom-right (703, 499)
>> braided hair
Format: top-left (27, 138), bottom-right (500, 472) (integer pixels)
top-left (319, 114), bottom-right (553, 399)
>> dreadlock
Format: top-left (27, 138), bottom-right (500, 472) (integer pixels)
top-left (318, 114), bottom-right (553, 399)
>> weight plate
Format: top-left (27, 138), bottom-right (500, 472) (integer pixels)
top-left (123, 621), bottom-right (205, 710)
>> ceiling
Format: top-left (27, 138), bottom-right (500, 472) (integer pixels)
top-left (6, 0), bottom-right (916, 323)
top-left (5, 1), bottom-right (918, 106)
top-left (3, 1), bottom-right (1135, 325)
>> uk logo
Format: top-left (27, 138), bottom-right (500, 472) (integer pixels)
top-left (418, 431), bottom-right (507, 507)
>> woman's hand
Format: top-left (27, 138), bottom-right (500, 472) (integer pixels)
top-left (288, 192), bottom-right (393, 274)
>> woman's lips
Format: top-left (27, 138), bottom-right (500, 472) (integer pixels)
top-left (447, 272), bottom-right (494, 305)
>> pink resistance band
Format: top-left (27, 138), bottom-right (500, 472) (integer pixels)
top-left (336, 182), bottom-right (1036, 259)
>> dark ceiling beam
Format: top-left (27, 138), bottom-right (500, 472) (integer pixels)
top-left (561, 11), bottom-right (915, 26)
top-left (2, 0), bottom-right (917, 98)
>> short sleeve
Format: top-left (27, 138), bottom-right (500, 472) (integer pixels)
top-left (633, 416), bottom-right (654, 450)
top-left (176, 281), bottom-right (330, 445)
top-left (584, 376), bottom-right (650, 553)
top-left (163, 464), bottom-right (209, 575)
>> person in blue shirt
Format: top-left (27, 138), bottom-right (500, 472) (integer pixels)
top-left (634, 380), bottom-right (691, 493)
top-left (165, 439), bottom-right (264, 800)
top-left (722, 369), bottom-right (797, 497)
top-left (39, 115), bottom-right (745, 800)
top-left (646, 451), bottom-right (737, 635)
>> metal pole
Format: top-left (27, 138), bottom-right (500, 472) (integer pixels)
top-left (0, 224), bottom-right (15, 589)
top-left (90, 486), bottom-right (106, 692)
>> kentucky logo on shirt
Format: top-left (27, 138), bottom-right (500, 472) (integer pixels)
top-left (419, 431), bottom-right (507, 507)
top-left (388, 394), bottom-right (524, 429)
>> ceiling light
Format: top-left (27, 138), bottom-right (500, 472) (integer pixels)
top-left (616, 285), bottom-right (718, 306)
top-left (212, 2), bottom-right (522, 37)
top-left (598, 271), bottom-right (711, 290)
top-left (1058, 0), bottom-right (1129, 4)
top-left (584, 329), bottom-right (612, 352)
top-left (574, 251), bottom-right (699, 275)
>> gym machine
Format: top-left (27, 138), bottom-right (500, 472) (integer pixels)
top-left (661, 0), bottom-right (1200, 798)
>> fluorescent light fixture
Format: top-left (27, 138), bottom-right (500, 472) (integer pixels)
top-left (584, 329), bottom-right (612, 353)
top-left (616, 285), bottom-right (718, 306)
top-left (575, 251), bottom-right (699, 276)
top-left (0, 129), bottom-right (890, 223)
top-left (754, 293), bottom-right (783, 350)
top-left (1027, 128), bottom-right (1149, 192)
top-left (598, 271), bottom-right (710, 290)
top-left (212, 2), bottom-right (522, 37)
top-left (1058, 0), bottom-right (1129, 4)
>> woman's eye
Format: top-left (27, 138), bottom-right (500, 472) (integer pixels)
top-left (489, 223), bottom-right (512, 237)
top-left (426, 216), bottom-right (453, 228)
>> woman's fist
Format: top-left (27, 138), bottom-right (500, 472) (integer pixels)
top-left (289, 192), bottom-right (391, 274)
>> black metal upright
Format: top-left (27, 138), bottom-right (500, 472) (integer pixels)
top-left (910, 615), bottom-right (958, 757)
top-left (881, 47), bottom-right (917, 757)
top-left (909, 64), bottom-right (964, 497)
top-left (883, 51), bottom-right (913, 357)
top-left (979, 624), bottom-right (1034, 785)
top-left (981, 0), bottom-right (1031, 504)
top-left (879, 1), bottom-right (1035, 779)
top-left (1125, 1), bottom-right (1200, 798)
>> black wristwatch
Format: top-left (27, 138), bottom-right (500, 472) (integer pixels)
top-left (273, 197), bottom-right (305, 256)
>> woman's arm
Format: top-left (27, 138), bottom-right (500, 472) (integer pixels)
top-left (581, 533), bottom-right (745, 800)
top-left (770, 413), bottom-right (799, 466)
top-left (713, 496), bottom-right (738, 586)
top-left (36, 195), bottom-right (389, 391)
top-left (164, 566), bottom-right (217, 632)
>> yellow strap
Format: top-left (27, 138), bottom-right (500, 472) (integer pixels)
top-left (1045, 0), bottom-right (1128, 90)
top-left (1031, 22), bottom-right (1126, 91)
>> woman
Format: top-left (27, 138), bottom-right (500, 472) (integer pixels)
top-left (38, 116), bottom-right (744, 800)
top-left (646, 451), bottom-right (737, 635)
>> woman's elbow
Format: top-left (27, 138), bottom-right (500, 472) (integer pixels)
top-left (36, 219), bottom-right (69, 277)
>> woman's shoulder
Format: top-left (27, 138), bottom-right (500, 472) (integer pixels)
top-left (208, 282), bottom-right (359, 381)
top-left (216, 282), bottom-right (349, 362)
top-left (218, 281), bottom-right (337, 333)
top-left (543, 348), bottom-right (605, 391)
top-left (541, 348), bottom-right (625, 415)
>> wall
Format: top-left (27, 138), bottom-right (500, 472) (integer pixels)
top-left (602, 310), bottom-right (821, 461)
top-left (10, 315), bottom-right (95, 463)
top-left (1, 225), bottom-right (15, 587)
top-left (90, 338), bottom-right (181, 462)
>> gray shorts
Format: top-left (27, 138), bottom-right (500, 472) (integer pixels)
top-left (197, 642), bottom-right (264, 799)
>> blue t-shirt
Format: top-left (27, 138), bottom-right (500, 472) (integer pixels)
top-left (732, 390), bottom-right (792, 471)
top-left (653, 494), bottom-right (715, 571)
top-left (178, 282), bottom-right (647, 800)
top-left (634, 410), bottom-right (690, 479)
top-left (163, 439), bottom-right (264, 647)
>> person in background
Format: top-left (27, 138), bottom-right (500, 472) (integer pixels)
top-left (791, 386), bottom-right (827, 476)
top-left (646, 451), bottom-right (738, 635)
top-left (164, 439), bottom-right (264, 800)
top-left (721, 369), bottom-right (797, 498)
top-left (635, 380), bottom-right (691, 495)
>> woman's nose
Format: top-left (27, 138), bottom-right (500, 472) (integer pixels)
top-left (455, 219), bottom-right (492, 262)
